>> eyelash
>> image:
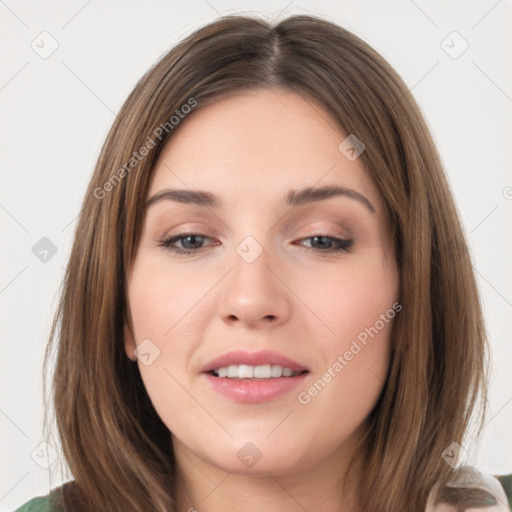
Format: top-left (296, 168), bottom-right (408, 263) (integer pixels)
top-left (158, 232), bottom-right (354, 255)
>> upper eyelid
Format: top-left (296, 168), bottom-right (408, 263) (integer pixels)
top-left (162, 220), bottom-right (353, 237)
top-left (163, 229), bottom-right (350, 240)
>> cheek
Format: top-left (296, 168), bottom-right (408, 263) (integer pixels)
top-left (295, 253), bottom-right (398, 345)
top-left (127, 259), bottom-right (218, 424)
top-left (128, 258), bottom-right (214, 340)
top-left (293, 256), bottom-right (396, 413)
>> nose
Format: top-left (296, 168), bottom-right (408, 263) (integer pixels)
top-left (218, 242), bottom-right (292, 329)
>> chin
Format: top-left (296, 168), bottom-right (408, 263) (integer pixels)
top-left (201, 437), bottom-right (313, 476)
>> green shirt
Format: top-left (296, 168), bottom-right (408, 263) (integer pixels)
top-left (14, 495), bottom-right (54, 512)
top-left (13, 474), bottom-right (512, 511)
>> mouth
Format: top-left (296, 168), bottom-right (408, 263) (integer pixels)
top-left (207, 364), bottom-right (309, 380)
top-left (201, 350), bottom-right (310, 403)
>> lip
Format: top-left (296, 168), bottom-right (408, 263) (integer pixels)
top-left (202, 372), bottom-right (309, 403)
top-left (200, 349), bottom-right (310, 404)
top-left (200, 349), bottom-right (309, 374)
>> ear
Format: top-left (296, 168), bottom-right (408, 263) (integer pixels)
top-left (124, 323), bottom-right (137, 362)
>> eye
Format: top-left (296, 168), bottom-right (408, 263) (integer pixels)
top-left (158, 232), bottom-right (216, 254)
top-left (158, 232), bottom-right (353, 256)
top-left (296, 235), bottom-right (353, 253)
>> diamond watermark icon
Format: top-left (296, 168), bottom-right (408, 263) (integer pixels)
top-left (31, 441), bottom-right (59, 469)
top-left (31, 31), bottom-right (59, 60)
top-left (236, 236), bottom-right (263, 264)
top-left (441, 441), bottom-right (469, 468)
top-left (338, 134), bottom-right (365, 161)
top-left (32, 237), bottom-right (58, 263)
top-left (237, 442), bottom-right (263, 468)
top-left (134, 338), bottom-right (161, 366)
top-left (441, 31), bottom-right (469, 60)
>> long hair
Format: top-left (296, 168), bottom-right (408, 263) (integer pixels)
top-left (42, 14), bottom-right (489, 511)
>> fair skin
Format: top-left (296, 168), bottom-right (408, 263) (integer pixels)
top-left (124, 88), bottom-right (399, 512)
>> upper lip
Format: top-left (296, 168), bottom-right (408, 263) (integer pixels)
top-left (201, 349), bottom-right (309, 373)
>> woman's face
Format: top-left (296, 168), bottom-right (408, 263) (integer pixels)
top-left (125, 88), bottom-right (399, 477)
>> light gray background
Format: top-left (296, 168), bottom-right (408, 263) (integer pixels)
top-left (1, 0), bottom-right (511, 509)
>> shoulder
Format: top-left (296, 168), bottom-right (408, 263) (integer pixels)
top-left (425, 466), bottom-right (512, 511)
top-left (14, 494), bottom-right (55, 512)
top-left (495, 473), bottom-right (512, 509)
top-left (13, 473), bottom-right (512, 511)
top-left (13, 481), bottom-right (77, 512)
top-left (13, 495), bottom-right (52, 512)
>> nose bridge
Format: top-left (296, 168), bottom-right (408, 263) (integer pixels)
top-left (217, 232), bottom-right (291, 326)
top-left (230, 234), bottom-right (275, 298)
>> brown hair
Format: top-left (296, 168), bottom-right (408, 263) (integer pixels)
top-left (43, 13), bottom-right (489, 511)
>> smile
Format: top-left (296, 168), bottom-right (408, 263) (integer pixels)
top-left (209, 364), bottom-right (306, 379)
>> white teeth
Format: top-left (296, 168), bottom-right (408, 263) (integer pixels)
top-left (254, 364), bottom-right (271, 378)
top-left (227, 365), bottom-right (238, 378)
top-left (238, 364), bottom-right (254, 379)
top-left (212, 364), bottom-right (302, 379)
top-left (271, 365), bottom-right (282, 378)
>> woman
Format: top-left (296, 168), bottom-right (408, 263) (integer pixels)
top-left (15, 14), bottom-right (511, 512)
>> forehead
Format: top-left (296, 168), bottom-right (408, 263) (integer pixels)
top-left (148, 88), bottom-right (381, 211)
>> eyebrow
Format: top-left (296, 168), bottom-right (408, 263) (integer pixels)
top-left (145, 185), bottom-right (375, 213)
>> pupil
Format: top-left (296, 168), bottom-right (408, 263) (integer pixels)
top-left (183, 235), bottom-right (203, 249)
top-left (313, 236), bottom-right (330, 249)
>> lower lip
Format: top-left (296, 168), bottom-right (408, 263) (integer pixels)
top-left (202, 372), bottom-right (309, 403)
